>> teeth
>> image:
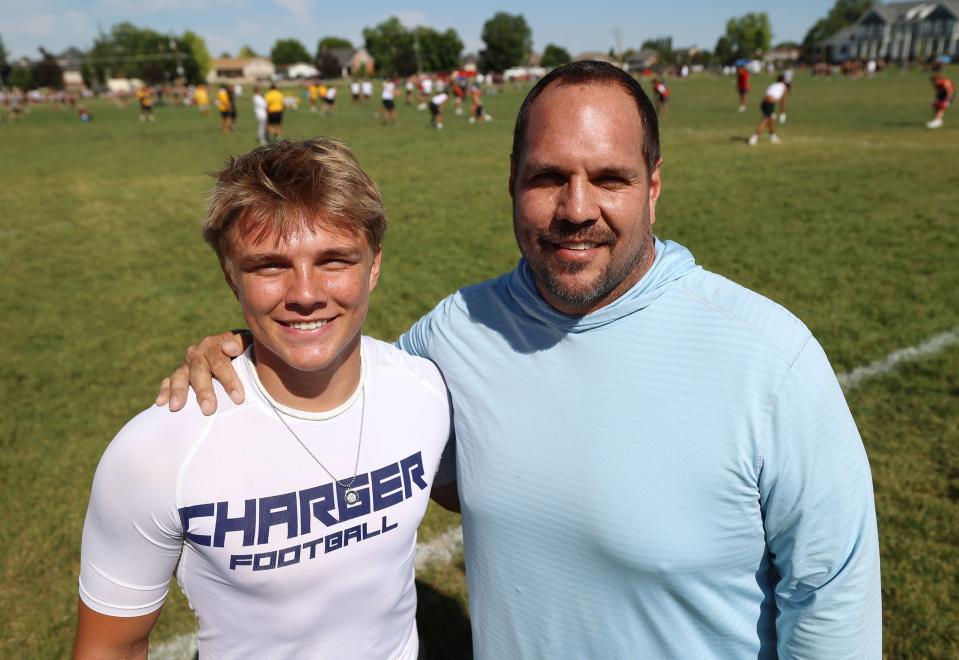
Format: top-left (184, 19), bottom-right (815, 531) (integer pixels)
top-left (289, 320), bottom-right (328, 330)
top-left (564, 243), bottom-right (597, 251)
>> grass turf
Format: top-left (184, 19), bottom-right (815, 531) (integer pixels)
top-left (1, 69), bottom-right (956, 657)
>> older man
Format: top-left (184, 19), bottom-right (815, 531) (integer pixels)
top-left (160, 62), bottom-right (881, 658)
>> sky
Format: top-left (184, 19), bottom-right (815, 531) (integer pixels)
top-left (1, 1), bottom-right (840, 61)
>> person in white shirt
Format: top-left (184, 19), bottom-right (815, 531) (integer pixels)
top-left (73, 138), bottom-right (455, 659)
top-left (748, 75), bottom-right (787, 146)
top-left (350, 80), bottom-right (361, 103)
top-left (380, 78), bottom-right (397, 125)
top-left (322, 84), bottom-right (337, 115)
top-left (362, 80), bottom-right (374, 101)
top-left (252, 87), bottom-right (268, 146)
top-left (429, 92), bottom-right (448, 129)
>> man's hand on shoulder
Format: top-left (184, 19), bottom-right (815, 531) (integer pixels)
top-left (154, 331), bottom-right (249, 415)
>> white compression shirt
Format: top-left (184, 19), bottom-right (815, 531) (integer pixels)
top-left (765, 81), bottom-right (787, 101)
top-left (382, 82), bottom-right (395, 100)
top-left (431, 93), bottom-right (448, 106)
top-left (79, 337), bottom-right (452, 659)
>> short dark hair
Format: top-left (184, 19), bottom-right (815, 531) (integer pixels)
top-left (510, 61), bottom-right (660, 180)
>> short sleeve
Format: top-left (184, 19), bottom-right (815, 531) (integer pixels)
top-left (79, 411), bottom-right (195, 617)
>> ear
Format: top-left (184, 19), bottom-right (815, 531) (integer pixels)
top-left (368, 248), bottom-right (382, 292)
top-left (647, 159), bottom-right (663, 226)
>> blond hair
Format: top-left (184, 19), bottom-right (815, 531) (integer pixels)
top-left (203, 138), bottom-right (387, 263)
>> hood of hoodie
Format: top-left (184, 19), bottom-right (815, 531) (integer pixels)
top-left (505, 236), bottom-right (699, 333)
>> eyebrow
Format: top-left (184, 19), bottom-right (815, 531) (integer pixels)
top-left (238, 246), bottom-right (365, 264)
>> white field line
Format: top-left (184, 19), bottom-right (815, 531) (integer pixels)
top-left (151, 324), bottom-right (959, 658)
top-left (837, 325), bottom-right (959, 391)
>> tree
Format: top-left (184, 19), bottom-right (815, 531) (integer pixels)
top-left (238, 45), bottom-right (258, 58)
top-left (0, 34), bottom-right (9, 87)
top-left (83, 23), bottom-right (205, 84)
top-left (415, 27), bottom-right (463, 72)
top-left (9, 64), bottom-right (32, 89)
top-left (0, 34), bottom-right (7, 66)
top-left (541, 44), bottom-right (571, 68)
top-left (32, 47), bottom-right (63, 88)
top-left (641, 37), bottom-right (674, 65)
top-left (363, 17), bottom-right (417, 77)
top-left (317, 36), bottom-right (352, 55)
top-left (721, 12), bottom-right (772, 61)
top-left (713, 36), bottom-right (734, 65)
top-left (802, 0), bottom-right (875, 55)
top-left (479, 12), bottom-right (532, 72)
top-left (270, 38), bottom-right (311, 66)
top-left (180, 30), bottom-right (210, 81)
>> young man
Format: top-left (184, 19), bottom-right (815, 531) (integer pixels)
top-left (216, 85), bottom-right (234, 133)
top-left (75, 139), bottom-right (453, 659)
top-left (322, 84), bottom-right (337, 115)
top-left (162, 62), bottom-right (881, 659)
top-left (194, 83), bottom-right (210, 116)
top-left (264, 83), bottom-right (285, 141)
top-left (651, 77), bottom-right (669, 120)
top-left (736, 64), bottom-right (750, 112)
top-left (749, 74), bottom-right (787, 145)
top-left (136, 85), bottom-right (155, 122)
top-left (362, 79), bottom-right (374, 102)
top-left (467, 84), bottom-right (490, 124)
top-left (927, 64), bottom-right (955, 129)
top-left (779, 68), bottom-right (794, 123)
top-left (380, 78), bottom-right (397, 125)
top-left (350, 80), bottom-right (361, 104)
top-left (428, 91), bottom-right (447, 129)
top-left (252, 86), bottom-right (268, 145)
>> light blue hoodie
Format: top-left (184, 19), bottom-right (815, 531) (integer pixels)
top-left (398, 237), bottom-right (880, 659)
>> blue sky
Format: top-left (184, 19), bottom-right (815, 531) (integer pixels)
top-left (2, 1), bottom-right (838, 60)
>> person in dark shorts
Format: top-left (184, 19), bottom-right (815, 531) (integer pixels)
top-left (749, 75), bottom-right (787, 145)
top-left (264, 84), bottom-right (285, 141)
top-left (468, 84), bottom-right (490, 124)
top-left (380, 78), bottom-right (397, 125)
top-left (927, 64), bottom-right (955, 129)
top-left (651, 77), bottom-right (669, 120)
top-left (429, 91), bottom-right (448, 129)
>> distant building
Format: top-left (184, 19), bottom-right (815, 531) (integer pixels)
top-left (762, 46), bottom-right (802, 66)
top-left (573, 51), bottom-right (620, 65)
top-left (206, 57), bottom-right (275, 84)
top-left (625, 48), bottom-right (660, 71)
top-left (814, 1), bottom-right (959, 62)
top-left (324, 47), bottom-right (375, 78)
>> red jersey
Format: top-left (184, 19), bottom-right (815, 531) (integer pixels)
top-left (737, 68), bottom-right (750, 89)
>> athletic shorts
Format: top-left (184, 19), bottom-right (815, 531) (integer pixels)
top-left (140, 103), bottom-right (152, 112)
top-left (267, 111), bottom-right (283, 125)
top-left (934, 99), bottom-right (950, 111)
top-left (323, 97), bottom-right (334, 105)
top-left (761, 100), bottom-right (775, 117)
top-left (382, 99), bottom-right (395, 111)
top-left (429, 102), bottom-right (439, 116)
top-left (352, 94), bottom-right (360, 101)
top-left (785, 82), bottom-right (792, 91)
top-left (474, 104), bottom-right (483, 117)
top-left (738, 86), bottom-right (749, 94)
top-left (220, 110), bottom-right (231, 118)
top-left (657, 95), bottom-right (669, 103)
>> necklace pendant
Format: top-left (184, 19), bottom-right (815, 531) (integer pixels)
top-left (344, 489), bottom-right (359, 505)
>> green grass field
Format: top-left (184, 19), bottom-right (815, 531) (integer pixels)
top-left (1, 69), bottom-right (957, 658)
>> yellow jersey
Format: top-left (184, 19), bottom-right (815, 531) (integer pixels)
top-left (194, 86), bottom-right (209, 106)
top-left (265, 89), bottom-right (285, 113)
top-left (217, 89), bottom-right (232, 112)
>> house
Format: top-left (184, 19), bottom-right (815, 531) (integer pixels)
top-left (206, 57), bottom-right (275, 84)
top-left (817, 1), bottom-right (959, 62)
top-left (812, 26), bottom-right (858, 62)
top-left (762, 46), bottom-right (802, 66)
top-left (322, 47), bottom-right (375, 78)
top-left (625, 48), bottom-right (660, 71)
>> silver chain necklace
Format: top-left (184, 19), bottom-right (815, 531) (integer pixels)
top-left (253, 361), bottom-right (366, 506)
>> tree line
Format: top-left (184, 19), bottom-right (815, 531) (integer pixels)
top-left (0, 1), bottom-right (876, 90)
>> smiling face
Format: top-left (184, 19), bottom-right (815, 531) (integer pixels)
top-left (510, 81), bottom-right (661, 316)
top-left (223, 216), bottom-right (381, 407)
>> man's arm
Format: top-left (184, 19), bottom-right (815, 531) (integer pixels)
top-left (155, 331), bottom-right (249, 414)
top-left (760, 337), bottom-right (882, 658)
top-left (430, 482), bottom-right (460, 513)
top-left (73, 600), bottom-right (161, 660)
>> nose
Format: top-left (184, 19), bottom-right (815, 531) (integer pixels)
top-left (285, 264), bottom-right (327, 311)
top-left (557, 176), bottom-right (599, 225)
